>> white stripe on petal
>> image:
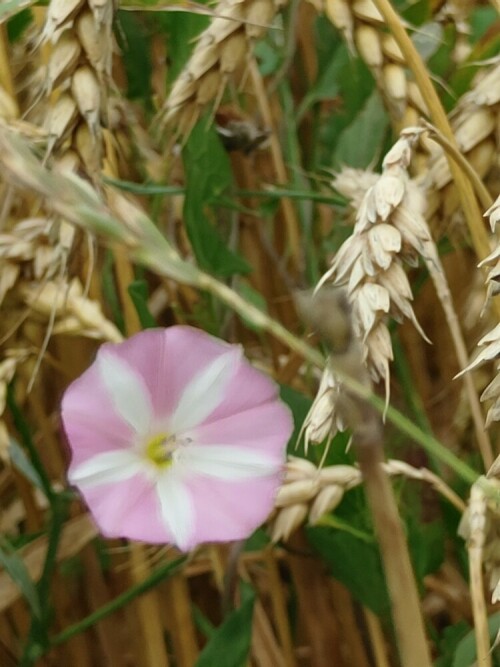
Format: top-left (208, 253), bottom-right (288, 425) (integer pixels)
top-left (169, 348), bottom-right (241, 432)
top-left (155, 474), bottom-right (196, 551)
top-left (69, 450), bottom-right (144, 488)
top-left (177, 445), bottom-right (280, 480)
top-left (98, 350), bottom-right (152, 435)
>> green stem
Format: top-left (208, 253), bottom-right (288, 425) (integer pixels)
top-left (7, 385), bottom-right (54, 501)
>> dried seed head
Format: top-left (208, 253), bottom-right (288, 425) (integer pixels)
top-left (355, 25), bottom-right (383, 69)
top-left (46, 34), bottom-right (81, 94)
top-left (333, 167), bottom-right (379, 206)
top-left (0, 87), bottom-right (18, 120)
top-left (302, 367), bottom-right (344, 449)
top-left (42, 0), bottom-right (86, 43)
top-left (381, 34), bottom-right (405, 64)
top-left (309, 485), bottom-right (344, 524)
top-left (0, 263), bottom-right (19, 304)
top-left (76, 10), bottom-right (112, 78)
top-left (23, 278), bottom-right (122, 343)
top-left (317, 130), bottom-right (432, 401)
top-left (75, 122), bottom-right (101, 176)
top-left (245, 0), bottom-right (275, 38)
top-left (159, 0), bottom-right (280, 137)
top-left (71, 66), bottom-right (101, 137)
top-left (270, 503), bottom-right (308, 541)
top-left (284, 456), bottom-right (319, 482)
top-left (455, 108), bottom-right (495, 153)
top-left (275, 478), bottom-right (320, 507)
top-left (318, 464), bottom-right (360, 487)
top-left (352, 0), bottom-right (384, 24)
top-left (382, 64), bottom-right (407, 117)
top-left (88, 0), bottom-right (115, 28)
top-left (485, 195), bottom-right (500, 233)
top-left (55, 149), bottom-right (81, 173)
top-left (325, 0), bottom-right (354, 50)
top-left (457, 193), bottom-right (500, 427)
top-left (45, 94), bottom-right (78, 146)
top-left (220, 32), bottom-right (247, 73)
top-left (196, 68), bottom-right (221, 106)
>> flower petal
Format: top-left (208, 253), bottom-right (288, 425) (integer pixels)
top-left (62, 326), bottom-right (293, 550)
top-left (77, 473), bottom-right (173, 543)
top-left (62, 359), bottom-right (137, 469)
top-left (97, 350), bottom-right (152, 435)
top-left (195, 356), bottom-right (283, 426)
top-left (169, 347), bottom-right (241, 432)
top-left (69, 450), bottom-right (143, 488)
top-left (182, 474), bottom-right (282, 544)
top-left (176, 445), bottom-right (281, 480)
top-left (101, 327), bottom-right (247, 425)
top-left (187, 402), bottom-right (293, 460)
top-left (155, 474), bottom-right (196, 551)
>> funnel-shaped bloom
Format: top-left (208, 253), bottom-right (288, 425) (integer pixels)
top-left (62, 326), bottom-right (292, 551)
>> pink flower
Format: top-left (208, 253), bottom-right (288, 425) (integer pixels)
top-left (62, 326), bottom-right (292, 551)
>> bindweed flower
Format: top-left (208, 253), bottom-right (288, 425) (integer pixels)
top-left (62, 326), bottom-right (293, 551)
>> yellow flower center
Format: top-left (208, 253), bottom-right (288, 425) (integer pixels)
top-left (145, 433), bottom-right (176, 469)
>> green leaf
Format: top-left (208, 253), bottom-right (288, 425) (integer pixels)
top-left (0, 538), bottom-right (41, 620)
top-left (279, 385), bottom-right (312, 453)
top-left (192, 605), bottom-right (216, 640)
top-left (0, 0), bottom-right (34, 22)
top-left (183, 121), bottom-right (250, 277)
top-left (453, 612), bottom-right (500, 667)
top-left (195, 583), bottom-right (255, 667)
top-left (435, 621), bottom-right (470, 667)
top-left (6, 7), bottom-right (33, 41)
top-left (158, 10), bottom-right (209, 83)
top-left (401, 0), bottom-right (431, 24)
top-left (332, 90), bottom-right (388, 169)
top-left (127, 279), bottom-right (157, 329)
top-left (102, 251), bottom-right (125, 334)
top-left (407, 518), bottom-right (445, 582)
top-left (307, 524), bottom-right (390, 615)
top-left (9, 437), bottom-right (45, 492)
top-left (411, 22), bottom-right (444, 62)
top-left (115, 11), bottom-right (153, 104)
top-left (470, 6), bottom-right (498, 42)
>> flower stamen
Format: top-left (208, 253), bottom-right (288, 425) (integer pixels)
top-left (146, 433), bottom-right (175, 468)
top-left (145, 433), bottom-right (192, 468)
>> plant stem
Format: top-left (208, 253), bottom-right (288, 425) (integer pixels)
top-left (354, 415), bottom-right (433, 667)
